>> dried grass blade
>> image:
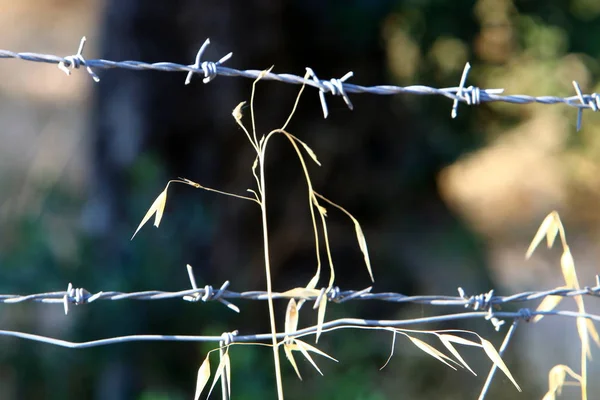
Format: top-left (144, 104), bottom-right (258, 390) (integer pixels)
top-left (481, 339), bottom-right (521, 391)
top-left (541, 391), bottom-right (556, 400)
top-left (285, 299), bottom-right (299, 335)
top-left (131, 187), bottom-right (168, 240)
top-left (586, 319), bottom-right (600, 347)
top-left (542, 364), bottom-right (582, 400)
top-left (408, 336), bottom-right (457, 370)
top-left (547, 221), bottom-right (559, 248)
top-left (354, 222), bottom-right (374, 282)
top-left (232, 101), bottom-right (245, 122)
top-left (224, 351), bottom-right (231, 398)
top-left (315, 193), bottom-right (374, 282)
top-left (560, 248), bottom-right (580, 289)
top-left (526, 212), bottom-right (558, 259)
top-left (291, 135), bottom-right (321, 166)
top-left (316, 297), bottom-right (327, 343)
top-left (292, 339), bottom-right (338, 362)
top-left (284, 342), bottom-right (302, 380)
top-left (194, 354), bottom-right (211, 400)
top-left (293, 340), bottom-right (324, 376)
top-left (439, 334), bottom-right (481, 347)
top-left (281, 288), bottom-right (321, 299)
top-left (207, 349), bottom-right (229, 399)
top-left (439, 335), bottom-right (476, 375)
top-left (577, 317), bottom-right (591, 360)
top-left (381, 330), bottom-right (397, 370)
top-left (548, 365), bottom-right (567, 395)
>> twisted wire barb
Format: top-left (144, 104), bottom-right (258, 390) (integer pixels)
top-left (2, 37), bottom-right (600, 124)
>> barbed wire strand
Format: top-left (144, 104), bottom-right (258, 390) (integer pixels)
top-left (1, 263), bottom-right (598, 347)
top-left (1, 281), bottom-right (598, 314)
top-left (1, 37), bottom-right (600, 126)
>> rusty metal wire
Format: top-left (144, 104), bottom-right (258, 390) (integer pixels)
top-left (1, 37), bottom-right (599, 125)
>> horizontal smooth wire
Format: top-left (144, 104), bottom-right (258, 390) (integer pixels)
top-left (0, 309), bottom-right (598, 348)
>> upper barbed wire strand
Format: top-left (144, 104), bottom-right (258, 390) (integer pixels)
top-left (0, 37), bottom-right (598, 124)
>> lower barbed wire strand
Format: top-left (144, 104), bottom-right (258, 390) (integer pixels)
top-left (0, 309), bottom-right (598, 349)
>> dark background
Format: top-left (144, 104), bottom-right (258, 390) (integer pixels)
top-left (0, 0), bottom-right (599, 399)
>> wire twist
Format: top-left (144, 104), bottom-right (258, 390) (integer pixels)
top-left (57, 37), bottom-right (99, 82)
top-left (184, 38), bottom-right (233, 85)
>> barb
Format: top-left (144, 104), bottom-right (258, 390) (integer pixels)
top-left (57, 36), bottom-right (99, 82)
top-left (1, 38), bottom-right (599, 126)
top-left (184, 38), bottom-right (232, 85)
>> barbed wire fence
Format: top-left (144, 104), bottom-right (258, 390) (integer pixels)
top-left (1, 36), bottom-right (600, 399)
top-left (2, 37), bottom-right (600, 126)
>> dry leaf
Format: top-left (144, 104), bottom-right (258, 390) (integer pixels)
top-left (284, 341), bottom-right (302, 380)
top-left (354, 222), bottom-right (374, 282)
top-left (577, 317), bottom-right (592, 360)
top-left (439, 334), bottom-right (481, 347)
top-left (381, 331), bottom-right (397, 370)
top-left (285, 299), bottom-right (299, 335)
top-left (296, 137), bottom-right (321, 166)
top-left (481, 339), bottom-right (521, 391)
top-left (194, 354), bottom-right (211, 400)
top-left (560, 248), bottom-right (579, 289)
top-left (293, 340), bottom-right (324, 375)
top-left (526, 212), bottom-right (559, 259)
top-left (233, 101), bottom-right (246, 122)
top-left (408, 336), bottom-right (457, 370)
top-left (316, 297), bottom-right (327, 343)
top-left (548, 365), bottom-right (566, 395)
top-left (207, 349), bottom-right (230, 399)
top-left (542, 364), bottom-right (582, 400)
top-left (546, 220), bottom-right (559, 248)
top-left (281, 288), bottom-right (321, 299)
top-left (541, 392), bottom-right (556, 400)
top-left (224, 351), bottom-right (231, 398)
top-left (314, 193), bottom-right (374, 282)
top-left (305, 274), bottom-right (319, 292)
top-left (533, 292), bottom-right (565, 323)
top-left (586, 319), bottom-right (600, 347)
top-left (131, 186), bottom-right (168, 240)
top-left (292, 339), bottom-right (338, 362)
top-left (438, 335), bottom-right (476, 375)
